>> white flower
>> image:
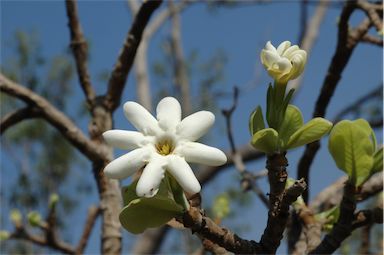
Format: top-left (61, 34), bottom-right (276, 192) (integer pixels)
top-left (260, 41), bottom-right (307, 84)
top-left (103, 97), bottom-right (227, 198)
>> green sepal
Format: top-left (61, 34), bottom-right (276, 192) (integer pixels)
top-left (328, 120), bottom-right (375, 186)
top-left (251, 128), bottom-right (279, 154)
top-left (249, 105), bottom-right (265, 136)
top-left (278, 104), bottom-right (304, 149)
top-left (286, 117), bottom-right (332, 150)
top-left (371, 147), bottom-right (383, 174)
top-left (120, 179), bottom-right (184, 234)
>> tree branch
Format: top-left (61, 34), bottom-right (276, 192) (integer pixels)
top-left (222, 87), bottom-right (268, 206)
top-left (0, 106), bottom-right (41, 134)
top-left (182, 207), bottom-right (262, 254)
top-left (310, 182), bottom-right (357, 254)
top-left (297, 0), bottom-right (374, 202)
top-left (75, 206), bottom-right (101, 254)
top-left (65, 0), bottom-right (96, 106)
top-left (104, 0), bottom-right (162, 112)
top-left (0, 73), bottom-right (108, 163)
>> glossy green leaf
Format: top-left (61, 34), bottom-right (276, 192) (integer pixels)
top-left (278, 104), bottom-right (303, 148)
top-left (120, 180), bottom-right (184, 234)
top-left (286, 117), bottom-right (332, 150)
top-left (372, 147), bottom-right (383, 174)
top-left (251, 128), bottom-right (279, 154)
top-left (249, 105), bottom-right (265, 135)
top-left (328, 120), bottom-right (374, 186)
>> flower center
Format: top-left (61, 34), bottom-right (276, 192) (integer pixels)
top-left (155, 137), bottom-right (175, 156)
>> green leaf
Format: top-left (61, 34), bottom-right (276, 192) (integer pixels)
top-left (286, 117), bottom-right (332, 150)
top-left (249, 105), bottom-right (265, 135)
top-left (120, 180), bottom-right (184, 234)
top-left (328, 120), bottom-right (374, 186)
top-left (278, 104), bottom-right (303, 148)
top-left (354, 119), bottom-right (377, 152)
top-left (371, 147), bottom-right (383, 174)
top-left (251, 128), bottom-right (279, 154)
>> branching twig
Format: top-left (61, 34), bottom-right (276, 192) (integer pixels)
top-left (65, 0), bottom-right (96, 106)
top-left (104, 0), bottom-right (162, 112)
top-left (0, 106), bottom-right (41, 134)
top-left (333, 84), bottom-right (382, 122)
top-left (297, 0), bottom-right (375, 202)
top-left (0, 73), bottom-right (108, 163)
top-left (221, 87), bottom-right (268, 206)
top-left (352, 207), bottom-right (383, 229)
top-left (75, 206), bottom-right (101, 254)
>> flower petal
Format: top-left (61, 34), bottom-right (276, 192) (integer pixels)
top-left (176, 111), bottom-right (214, 141)
top-left (282, 45), bottom-right (300, 59)
top-left (103, 130), bottom-right (149, 150)
top-left (156, 97), bottom-right (182, 131)
top-left (136, 156), bottom-right (167, 197)
top-left (104, 147), bottom-right (151, 179)
top-left (175, 142), bottom-right (227, 166)
top-left (265, 41), bottom-right (277, 52)
top-left (276, 41), bottom-right (291, 55)
top-left (261, 49), bottom-right (280, 68)
top-left (124, 101), bottom-right (161, 135)
top-left (167, 155), bottom-right (201, 195)
top-left (276, 58), bottom-right (292, 73)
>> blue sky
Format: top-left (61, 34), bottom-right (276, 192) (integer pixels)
top-left (1, 1), bottom-right (382, 253)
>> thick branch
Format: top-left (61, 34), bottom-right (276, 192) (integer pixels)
top-left (0, 73), bottom-right (107, 163)
top-left (183, 207), bottom-right (262, 254)
top-left (0, 106), bottom-right (41, 134)
top-left (104, 0), bottom-right (162, 112)
top-left (310, 182), bottom-right (357, 254)
top-left (65, 0), bottom-right (95, 105)
top-left (297, 0), bottom-right (373, 202)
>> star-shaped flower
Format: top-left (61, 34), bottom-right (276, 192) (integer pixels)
top-left (103, 97), bottom-right (227, 198)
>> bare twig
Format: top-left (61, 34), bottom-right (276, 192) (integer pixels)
top-left (361, 34), bottom-right (383, 47)
top-left (333, 84), bottom-right (382, 122)
top-left (352, 207), bottom-right (383, 229)
top-left (356, 0), bottom-right (383, 32)
top-left (310, 172), bottom-right (383, 213)
top-left (169, 0), bottom-right (192, 115)
top-left (297, 0), bottom-right (375, 202)
top-left (104, 0), bottom-right (162, 112)
top-left (290, 0), bottom-right (330, 92)
top-left (75, 206), bottom-right (101, 254)
top-left (221, 87), bottom-right (268, 206)
top-left (0, 73), bottom-right (108, 163)
top-left (0, 106), bottom-right (41, 134)
top-left (65, 0), bottom-right (96, 106)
